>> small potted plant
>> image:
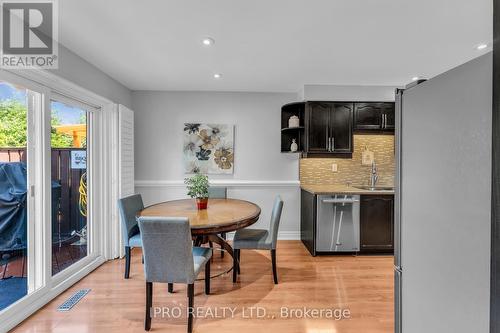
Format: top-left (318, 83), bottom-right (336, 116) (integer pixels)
top-left (184, 173), bottom-right (210, 210)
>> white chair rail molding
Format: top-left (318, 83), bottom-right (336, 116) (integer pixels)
top-left (0, 2), bottom-right (496, 333)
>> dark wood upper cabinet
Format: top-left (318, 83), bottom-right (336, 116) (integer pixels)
top-left (307, 102), bottom-right (330, 152)
top-left (354, 102), bottom-right (395, 132)
top-left (330, 103), bottom-right (353, 153)
top-left (360, 195), bottom-right (394, 253)
top-left (281, 100), bottom-right (392, 156)
top-left (354, 103), bottom-right (383, 130)
top-left (382, 103), bottom-right (395, 130)
top-left (305, 102), bottom-right (353, 156)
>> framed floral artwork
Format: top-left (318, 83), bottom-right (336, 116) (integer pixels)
top-left (183, 123), bottom-right (234, 174)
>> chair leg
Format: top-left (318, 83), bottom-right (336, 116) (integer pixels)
top-left (205, 260), bottom-right (210, 294)
top-left (237, 249), bottom-right (241, 274)
top-left (124, 246), bottom-right (131, 279)
top-left (145, 282), bottom-right (153, 331)
top-left (232, 249), bottom-right (239, 283)
top-left (271, 249), bottom-right (278, 284)
top-left (220, 233), bottom-right (226, 258)
top-left (168, 283), bottom-right (174, 293)
top-left (208, 241), bottom-right (214, 261)
top-left (187, 283), bottom-right (194, 333)
top-left (194, 236), bottom-right (203, 247)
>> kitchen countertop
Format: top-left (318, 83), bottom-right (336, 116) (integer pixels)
top-left (300, 183), bottom-right (395, 195)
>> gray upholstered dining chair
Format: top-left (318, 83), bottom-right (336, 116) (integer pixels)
top-left (208, 186), bottom-right (227, 257)
top-left (208, 186), bottom-right (227, 199)
top-left (138, 216), bottom-right (212, 333)
top-left (232, 196), bottom-right (284, 284)
top-left (118, 194), bottom-right (144, 279)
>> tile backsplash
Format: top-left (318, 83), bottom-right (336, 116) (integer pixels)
top-left (300, 134), bottom-right (395, 186)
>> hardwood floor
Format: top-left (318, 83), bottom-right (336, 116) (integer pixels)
top-left (11, 241), bottom-right (394, 333)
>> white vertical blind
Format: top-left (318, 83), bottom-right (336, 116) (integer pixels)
top-left (119, 105), bottom-right (135, 198)
top-left (117, 105), bottom-right (135, 257)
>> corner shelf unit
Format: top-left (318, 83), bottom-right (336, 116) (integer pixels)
top-left (281, 102), bottom-right (305, 153)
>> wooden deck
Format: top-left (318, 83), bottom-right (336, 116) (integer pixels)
top-left (11, 241), bottom-right (394, 333)
top-left (0, 243), bottom-right (87, 278)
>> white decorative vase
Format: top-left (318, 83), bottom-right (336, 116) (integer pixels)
top-left (290, 139), bottom-right (298, 152)
top-left (288, 115), bottom-right (300, 128)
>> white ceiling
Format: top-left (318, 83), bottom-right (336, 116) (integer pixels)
top-left (59, 0), bottom-right (492, 92)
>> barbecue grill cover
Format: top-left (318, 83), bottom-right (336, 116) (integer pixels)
top-left (0, 162), bottom-right (27, 252)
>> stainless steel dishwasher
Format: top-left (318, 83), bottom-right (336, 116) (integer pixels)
top-left (316, 194), bottom-right (360, 252)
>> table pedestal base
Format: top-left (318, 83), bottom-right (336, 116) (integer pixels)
top-left (193, 234), bottom-right (237, 280)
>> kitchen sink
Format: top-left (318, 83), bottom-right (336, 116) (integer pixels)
top-left (353, 185), bottom-right (394, 191)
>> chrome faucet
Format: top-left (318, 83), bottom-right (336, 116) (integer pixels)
top-left (370, 161), bottom-right (378, 188)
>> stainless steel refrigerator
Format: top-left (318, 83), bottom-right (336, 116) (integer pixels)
top-left (394, 53), bottom-right (492, 333)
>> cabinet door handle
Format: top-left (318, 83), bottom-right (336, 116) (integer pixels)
top-left (331, 137), bottom-right (335, 151)
top-left (328, 137), bottom-right (331, 151)
top-left (325, 132), bottom-right (329, 150)
top-left (382, 114), bottom-right (386, 129)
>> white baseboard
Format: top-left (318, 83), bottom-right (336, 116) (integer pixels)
top-left (224, 231), bottom-right (300, 241)
top-left (277, 231), bottom-right (301, 240)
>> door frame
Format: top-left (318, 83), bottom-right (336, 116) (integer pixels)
top-left (0, 68), bottom-right (118, 332)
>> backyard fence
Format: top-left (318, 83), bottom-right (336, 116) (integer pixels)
top-left (0, 148), bottom-right (86, 238)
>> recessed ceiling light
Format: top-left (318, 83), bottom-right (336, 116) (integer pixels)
top-left (213, 73), bottom-right (222, 79)
top-left (411, 76), bottom-right (420, 81)
top-left (476, 43), bottom-right (488, 50)
top-left (202, 37), bottom-right (215, 46)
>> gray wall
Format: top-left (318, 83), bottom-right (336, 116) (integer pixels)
top-left (131, 91), bottom-right (301, 236)
top-left (401, 53), bottom-right (492, 332)
top-left (49, 45), bottom-right (132, 107)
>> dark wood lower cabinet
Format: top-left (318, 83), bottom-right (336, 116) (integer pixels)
top-left (360, 195), bottom-right (394, 253)
top-left (300, 189), bottom-right (316, 256)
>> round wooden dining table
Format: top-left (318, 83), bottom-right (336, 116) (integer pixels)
top-left (137, 198), bottom-right (261, 259)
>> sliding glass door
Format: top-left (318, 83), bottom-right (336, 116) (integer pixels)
top-left (50, 98), bottom-right (91, 276)
top-left (0, 77), bottom-right (99, 313)
top-left (0, 80), bottom-right (35, 310)
top-left (0, 67), bottom-right (111, 331)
